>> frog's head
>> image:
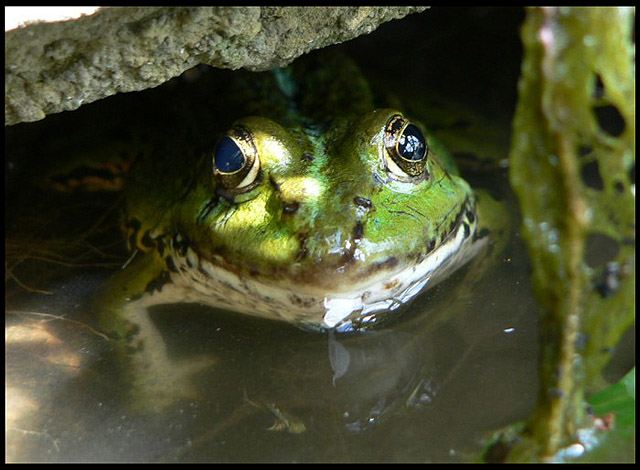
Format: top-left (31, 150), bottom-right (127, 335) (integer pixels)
top-left (170, 107), bottom-right (480, 330)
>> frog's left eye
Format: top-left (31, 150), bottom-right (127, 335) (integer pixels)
top-left (384, 115), bottom-right (429, 178)
top-left (213, 125), bottom-right (260, 193)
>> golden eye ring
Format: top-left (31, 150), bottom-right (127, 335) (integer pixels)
top-left (384, 114), bottom-right (429, 178)
top-left (213, 125), bottom-right (260, 193)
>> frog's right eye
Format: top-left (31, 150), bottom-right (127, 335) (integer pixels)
top-left (213, 126), bottom-right (261, 192)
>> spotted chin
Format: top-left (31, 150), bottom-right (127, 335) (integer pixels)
top-left (155, 196), bottom-right (484, 331)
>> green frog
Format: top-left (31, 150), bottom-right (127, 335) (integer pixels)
top-left (44, 50), bottom-right (508, 408)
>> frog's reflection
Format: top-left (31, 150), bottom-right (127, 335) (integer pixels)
top-left (326, 329), bottom-right (431, 431)
top-left (140, 303), bottom-right (448, 434)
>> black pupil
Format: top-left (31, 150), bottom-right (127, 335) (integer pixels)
top-left (215, 136), bottom-right (245, 173)
top-left (398, 124), bottom-right (426, 161)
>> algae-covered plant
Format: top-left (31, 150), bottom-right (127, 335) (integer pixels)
top-left (507, 6), bottom-right (634, 461)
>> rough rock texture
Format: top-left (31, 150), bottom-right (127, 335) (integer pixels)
top-left (5, 6), bottom-right (428, 126)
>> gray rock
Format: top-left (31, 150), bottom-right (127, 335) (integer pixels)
top-left (5, 6), bottom-right (428, 126)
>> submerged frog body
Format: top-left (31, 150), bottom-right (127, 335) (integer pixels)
top-left (109, 52), bottom-right (489, 334)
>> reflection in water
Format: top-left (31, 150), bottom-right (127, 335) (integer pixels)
top-left (327, 330), bottom-right (427, 432)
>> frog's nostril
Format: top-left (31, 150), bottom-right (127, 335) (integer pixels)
top-left (283, 201), bottom-right (300, 215)
top-left (301, 152), bottom-right (315, 162)
top-left (353, 196), bottom-right (372, 209)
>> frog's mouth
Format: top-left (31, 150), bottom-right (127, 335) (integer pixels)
top-left (166, 198), bottom-right (485, 330)
top-left (320, 196), bottom-right (486, 330)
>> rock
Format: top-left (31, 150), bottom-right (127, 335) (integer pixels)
top-left (5, 6), bottom-right (428, 126)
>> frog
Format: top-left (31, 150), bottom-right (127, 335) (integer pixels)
top-left (39, 50), bottom-right (508, 409)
